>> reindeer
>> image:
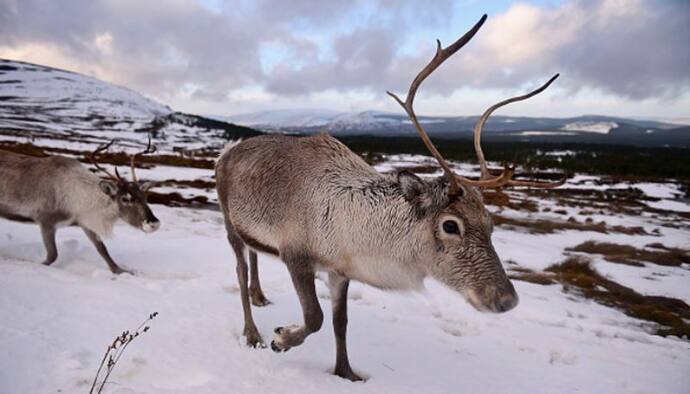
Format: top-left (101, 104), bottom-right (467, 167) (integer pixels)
top-left (215, 14), bottom-right (563, 381)
top-left (0, 139), bottom-right (160, 274)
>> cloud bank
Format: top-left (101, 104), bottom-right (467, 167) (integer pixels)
top-left (1, 0), bottom-right (688, 115)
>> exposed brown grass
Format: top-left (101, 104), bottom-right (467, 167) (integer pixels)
top-left (493, 215), bottom-right (648, 236)
top-left (0, 141), bottom-right (215, 169)
top-left (567, 241), bottom-right (690, 267)
top-left (1, 141), bottom-right (72, 157)
top-left (483, 191), bottom-right (540, 212)
top-left (544, 257), bottom-right (690, 338)
top-left (508, 266), bottom-right (557, 285)
top-left (158, 179), bottom-right (216, 189)
top-left (146, 191), bottom-right (210, 207)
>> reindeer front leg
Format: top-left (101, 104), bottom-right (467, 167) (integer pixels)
top-left (39, 223), bottom-right (58, 266)
top-left (271, 250), bottom-right (323, 352)
top-left (328, 272), bottom-right (363, 381)
top-left (81, 228), bottom-right (131, 275)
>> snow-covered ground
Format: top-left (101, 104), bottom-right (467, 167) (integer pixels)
top-left (1, 152), bottom-right (689, 393)
top-left (2, 205), bottom-right (689, 394)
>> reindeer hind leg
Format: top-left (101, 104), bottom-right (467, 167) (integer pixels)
top-left (225, 220), bottom-right (265, 348)
top-left (249, 250), bottom-right (270, 307)
top-left (39, 223), bottom-right (58, 266)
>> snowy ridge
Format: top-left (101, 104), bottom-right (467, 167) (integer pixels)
top-left (222, 110), bottom-right (684, 145)
top-left (0, 59), bottom-right (172, 134)
top-left (216, 109), bottom-right (344, 128)
top-left (221, 109), bottom-right (402, 133)
top-left (0, 59), bottom-right (261, 153)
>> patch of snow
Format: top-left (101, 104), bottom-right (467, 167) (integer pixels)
top-left (544, 150), bottom-right (577, 157)
top-left (519, 131), bottom-right (579, 136)
top-left (646, 199), bottom-right (690, 213)
top-left (561, 121), bottom-right (618, 134)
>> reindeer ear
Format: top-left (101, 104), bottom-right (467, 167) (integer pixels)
top-left (398, 170), bottom-right (427, 201)
top-left (99, 180), bottom-right (118, 197)
top-left (139, 181), bottom-right (155, 192)
top-left (398, 171), bottom-right (449, 218)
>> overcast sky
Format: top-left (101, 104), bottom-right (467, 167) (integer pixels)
top-left (1, 0), bottom-right (689, 120)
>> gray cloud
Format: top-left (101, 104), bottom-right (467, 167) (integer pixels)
top-left (0, 0), bottom-right (688, 109)
top-left (554, 0), bottom-right (690, 100)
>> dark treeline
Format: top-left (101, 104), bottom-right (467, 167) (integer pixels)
top-left (338, 135), bottom-right (690, 180)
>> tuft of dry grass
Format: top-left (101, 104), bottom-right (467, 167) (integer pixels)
top-left (567, 241), bottom-right (690, 267)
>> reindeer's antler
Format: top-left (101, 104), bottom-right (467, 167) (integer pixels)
top-left (90, 140), bottom-right (121, 182)
top-left (387, 14), bottom-right (487, 196)
top-left (387, 14), bottom-right (565, 192)
top-left (130, 136), bottom-right (156, 183)
top-left (472, 74), bottom-right (566, 188)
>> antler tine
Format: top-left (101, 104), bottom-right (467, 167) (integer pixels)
top-left (90, 139), bottom-right (120, 181)
top-left (130, 135), bottom-right (156, 183)
top-left (387, 14), bottom-right (488, 195)
top-left (473, 74), bottom-right (560, 180)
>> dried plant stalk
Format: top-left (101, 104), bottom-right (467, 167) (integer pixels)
top-left (90, 312), bottom-right (159, 394)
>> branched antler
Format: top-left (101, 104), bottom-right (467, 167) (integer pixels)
top-left (387, 14), bottom-right (565, 192)
top-left (130, 136), bottom-right (156, 183)
top-left (387, 14), bottom-right (487, 196)
top-left (472, 74), bottom-right (566, 188)
top-left (90, 140), bottom-right (121, 182)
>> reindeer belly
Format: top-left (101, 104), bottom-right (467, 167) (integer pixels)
top-left (0, 203), bottom-right (34, 223)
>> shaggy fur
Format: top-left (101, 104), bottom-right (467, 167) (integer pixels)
top-left (216, 133), bottom-right (518, 380)
top-left (0, 150), bottom-right (160, 273)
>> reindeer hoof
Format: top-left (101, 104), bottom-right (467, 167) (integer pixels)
top-left (335, 369), bottom-right (364, 382)
top-left (244, 329), bottom-right (265, 348)
top-left (248, 338), bottom-right (266, 349)
top-left (111, 266), bottom-right (134, 275)
top-left (251, 296), bottom-right (271, 307)
top-left (270, 340), bottom-right (289, 353)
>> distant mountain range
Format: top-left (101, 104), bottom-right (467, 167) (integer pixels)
top-left (219, 109), bottom-right (690, 147)
top-left (0, 59), bottom-right (260, 153)
top-left (0, 59), bottom-right (687, 151)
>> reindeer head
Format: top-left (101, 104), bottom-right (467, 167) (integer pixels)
top-left (389, 14), bottom-right (563, 313)
top-left (91, 138), bottom-right (161, 233)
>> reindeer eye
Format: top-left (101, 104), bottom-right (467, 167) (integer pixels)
top-left (442, 220), bottom-right (459, 234)
top-left (120, 195), bottom-right (133, 204)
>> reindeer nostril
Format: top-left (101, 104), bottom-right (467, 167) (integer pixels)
top-left (496, 292), bottom-right (519, 312)
top-left (142, 220), bottom-right (160, 233)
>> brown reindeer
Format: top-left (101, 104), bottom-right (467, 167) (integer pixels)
top-left (215, 14), bottom-right (562, 381)
top-left (0, 139), bottom-right (160, 274)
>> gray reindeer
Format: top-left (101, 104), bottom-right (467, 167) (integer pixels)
top-left (215, 14), bottom-right (563, 381)
top-left (0, 140), bottom-right (160, 274)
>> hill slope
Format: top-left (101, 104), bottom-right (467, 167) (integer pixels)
top-left (0, 59), bottom-right (261, 153)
